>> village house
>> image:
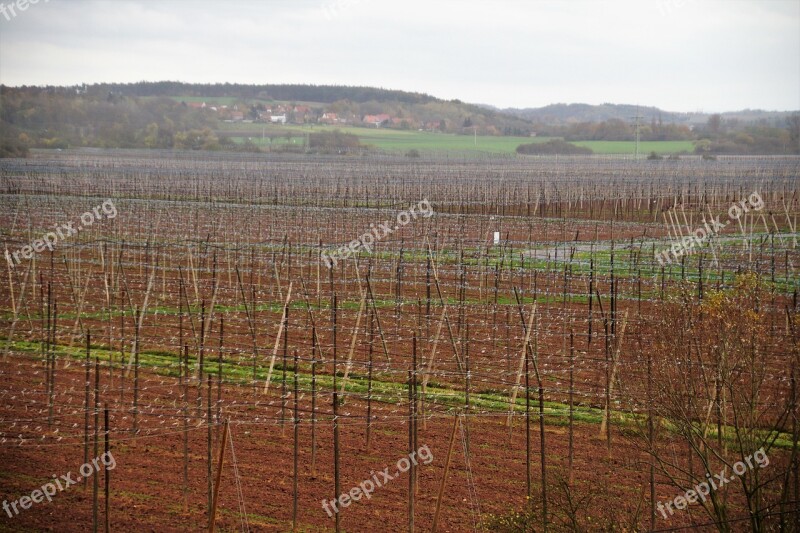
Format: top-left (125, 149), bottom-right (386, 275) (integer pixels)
top-left (362, 113), bottom-right (392, 127)
top-left (292, 105), bottom-right (312, 123)
top-left (320, 112), bottom-right (339, 124)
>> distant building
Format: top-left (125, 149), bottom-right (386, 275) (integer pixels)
top-left (271, 114), bottom-right (287, 124)
top-left (320, 112), bottom-right (339, 124)
top-left (363, 114), bottom-right (391, 127)
top-left (290, 105), bottom-right (312, 123)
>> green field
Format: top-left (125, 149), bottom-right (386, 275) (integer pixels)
top-left (337, 127), bottom-right (544, 153)
top-left (220, 123), bottom-right (546, 153)
top-left (573, 140), bottom-right (695, 154)
top-left (218, 122), bottom-right (696, 156)
top-left (226, 124), bottom-right (547, 154)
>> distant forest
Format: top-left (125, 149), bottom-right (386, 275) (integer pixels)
top-left (89, 82), bottom-right (441, 105)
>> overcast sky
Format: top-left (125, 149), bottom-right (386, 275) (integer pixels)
top-left (0, 0), bottom-right (798, 112)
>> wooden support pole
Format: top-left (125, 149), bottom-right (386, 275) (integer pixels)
top-left (92, 343), bottom-right (99, 533)
top-left (432, 414), bottom-right (459, 533)
top-left (104, 404), bottom-right (110, 533)
top-left (264, 282), bottom-right (293, 394)
top-left (293, 350), bottom-right (299, 532)
top-left (208, 418), bottom-right (229, 533)
top-left (333, 390), bottom-right (341, 533)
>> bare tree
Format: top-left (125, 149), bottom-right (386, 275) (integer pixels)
top-left (625, 274), bottom-right (796, 532)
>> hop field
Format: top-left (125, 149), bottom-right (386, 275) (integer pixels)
top-left (1, 150), bottom-right (799, 532)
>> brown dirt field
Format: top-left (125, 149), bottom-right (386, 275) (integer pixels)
top-left (2, 152), bottom-right (797, 532)
top-left (1, 349), bottom-right (786, 532)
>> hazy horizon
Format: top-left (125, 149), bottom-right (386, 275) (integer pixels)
top-left (0, 0), bottom-right (798, 113)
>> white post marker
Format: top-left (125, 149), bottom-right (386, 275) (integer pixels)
top-left (493, 231), bottom-right (500, 245)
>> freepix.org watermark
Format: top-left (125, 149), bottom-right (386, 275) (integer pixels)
top-left (4, 199), bottom-right (117, 269)
top-left (657, 448), bottom-right (769, 520)
top-left (3, 451), bottom-right (116, 518)
top-left (321, 444), bottom-right (433, 517)
top-left (0, 0), bottom-right (49, 22)
top-left (321, 198), bottom-right (433, 269)
top-left (320, 0), bottom-right (369, 20)
top-left (655, 192), bottom-right (764, 266)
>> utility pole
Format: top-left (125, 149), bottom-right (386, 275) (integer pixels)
top-left (631, 108), bottom-right (643, 159)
